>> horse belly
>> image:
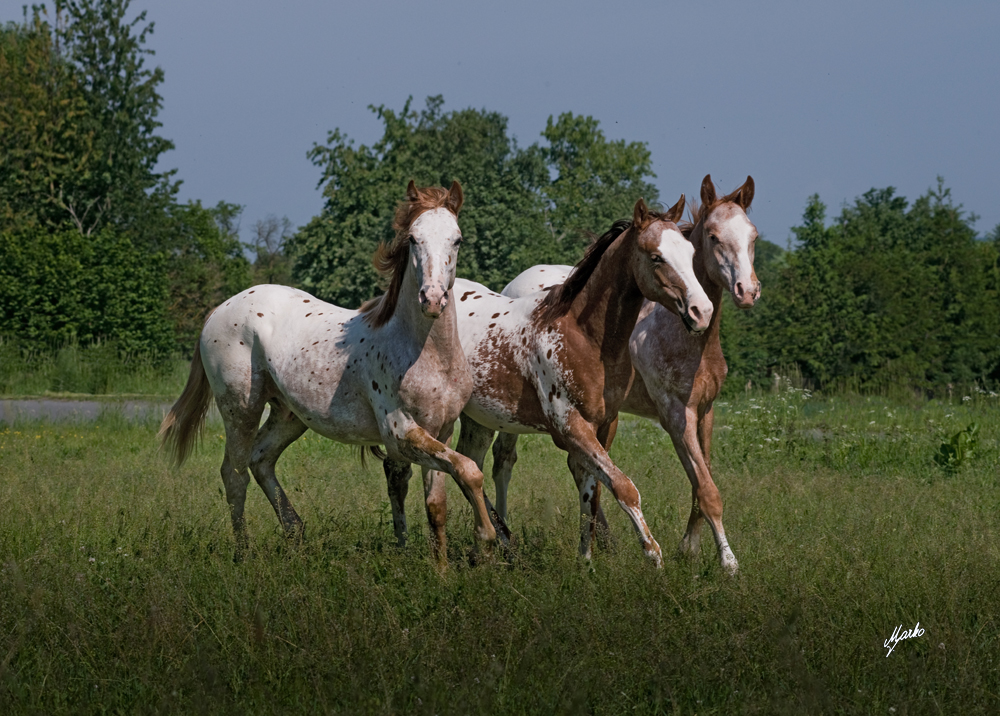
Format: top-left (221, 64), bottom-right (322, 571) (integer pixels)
top-left (465, 348), bottom-right (549, 435)
top-left (621, 371), bottom-right (660, 420)
top-left (463, 399), bottom-right (544, 435)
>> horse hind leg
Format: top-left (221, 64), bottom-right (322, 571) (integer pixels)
top-left (217, 391), bottom-right (267, 561)
top-left (220, 449), bottom-right (251, 562)
top-left (491, 431), bottom-right (518, 523)
top-left (383, 458), bottom-right (413, 547)
top-left (457, 419), bottom-right (510, 544)
top-left (249, 401), bottom-right (307, 540)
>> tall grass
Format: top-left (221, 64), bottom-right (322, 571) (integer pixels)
top-left (0, 390), bottom-right (998, 714)
top-left (0, 338), bottom-right (189, 397)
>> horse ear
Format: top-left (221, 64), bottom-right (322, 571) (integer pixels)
top-left (736, 175), bottom-right (754, 209)
top-left (633, 197), bottom-right (649, 227)
top-left (700, 174), bottom-right (716, 208)
top-left (406, 180), bottom-right (419, 203)
top-left (664, 193), bottom-right (685, 223)
top-left (446, 180), bottom-right (464, 214)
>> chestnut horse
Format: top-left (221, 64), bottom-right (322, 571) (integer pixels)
top-left (159, 181), bottom-right (498, 560)
top-left (383, 196), bottom-right (713, 566)
top-left (494, 175), bottom-right (759, 573)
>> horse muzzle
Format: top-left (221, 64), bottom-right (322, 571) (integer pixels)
top-left (679, 300), bottom-right (712, 335)
top-left (732, 279), bottom-right (760, 309)
top-left (419, 285), bottom-right (449, 318)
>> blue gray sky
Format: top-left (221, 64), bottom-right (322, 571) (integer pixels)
top-left (6, 0), bottom-right (999, 244)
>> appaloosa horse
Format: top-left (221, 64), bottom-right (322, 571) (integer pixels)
top-left (494, 175), bottom-right (759, 573)
top-left (159, 181), bottom-right (498, 559)
top-left (384, 196), bottom-right (714, 566)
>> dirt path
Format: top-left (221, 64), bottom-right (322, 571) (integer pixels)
top-left (0, 399), bottom-right (172, 423)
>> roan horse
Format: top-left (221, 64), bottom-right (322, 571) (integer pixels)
top-left (494, 175), bottom-right (759, 573)
top-left (159, 181), bottom-right (498, 560)
top-left (383, 196), bottom-right (714, 566)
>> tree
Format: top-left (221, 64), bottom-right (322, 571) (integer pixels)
top-left (52, 0), bottom-right (176, 238)
top-left (0, 226), bottom-right (172, 353)
top-left (290, 96), bottom-right (551, 307)
top-left (290, 96), bottom-right (662, 308)
top-left (540, 112), bottom-right (660, 260)
top-left (0, 11), bottom-right (95, 232)
top-left (164, 200), bottom-right (252, 349)
top-left (249, 215), bottom-right (294, 286)
top-left (732, 182), bottom-right (1000, 391)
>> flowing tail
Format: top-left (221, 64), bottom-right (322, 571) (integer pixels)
top-left (159, 340), bottom-right (214, 466)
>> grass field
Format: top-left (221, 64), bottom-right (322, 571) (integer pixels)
top-left (1, 387), bottom-right (998, 714)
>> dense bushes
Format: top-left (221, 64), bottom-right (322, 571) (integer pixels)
top-left (722, 182), bottom-right (1000, 393)
top-left (0, 227), bottom-right (172, 354)
top-left (0, 3), bottom-right (250, 356)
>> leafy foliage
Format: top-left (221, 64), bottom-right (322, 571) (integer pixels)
top-left (51, 0), bottom-right (177, 238)
top-left (162, 201), bottom-right (252, 348)
top-left (723, 181), bottom-right (1000, 393)
top-left (540, 112), bottom-right (660, 256)
top-left (0, 226), bottom-right (172, 353)
top-left (289, 96), bottom-right (660, 307)
top-left (0, 11), bottom-right (94, 232)
top-left (0, 2), bottom-right (253, 355)
top-left (934, 422), bottom-right (979, 473)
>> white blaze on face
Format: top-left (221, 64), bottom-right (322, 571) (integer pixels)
top-left (718, 211), bottom-right (756, 291)
top-left (409, 208), bottom-right (461, 291)
top-left (656, 227), bottom-right (709, 312)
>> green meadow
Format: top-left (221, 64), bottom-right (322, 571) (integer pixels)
top-left (1, 388), bottom-right (998, 714)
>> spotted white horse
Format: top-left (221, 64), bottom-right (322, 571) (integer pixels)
top-left (493, 175), bottom-right (760, 574)
top-left (160, 181), bottom-right (498, 560)
top-left (383, 196), bottom-right (714, 566)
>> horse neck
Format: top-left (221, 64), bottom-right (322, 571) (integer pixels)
top-left (689, 220), bottom-right (726, 339)
top-left (392, 264), bottom-right (463, 363)
top-left (567, 230), bottom-right (646, 355)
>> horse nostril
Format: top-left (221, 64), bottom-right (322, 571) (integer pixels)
top-left (735, 282), bottom-right (745, 299)
top-left (689, 305), bottom-right (702, 322)
top-left (419, 288), bottom-right (428, 304)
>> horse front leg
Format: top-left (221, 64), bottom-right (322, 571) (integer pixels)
top-left (560, 413), bottom-right (662, 567)
top-left (421, 467), bottom-right (448, 563)
top-left (399, 425), bottom-right (496, 555)
top-left (663, 403), bottom-right (737, 575)
top-left (699, 405), bottom-right (715, 469)
top-left (590, 417), bottom-right (617, 547)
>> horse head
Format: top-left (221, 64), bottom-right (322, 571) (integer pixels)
top-left (695, 174), bottom-right (760, 309)
top-left (631, 195), bottom-right (713, 334)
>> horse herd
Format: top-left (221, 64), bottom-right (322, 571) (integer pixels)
top-left (160, 174), bottom-right (760, 573)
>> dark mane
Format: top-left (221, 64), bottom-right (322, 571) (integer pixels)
top-left (360, 186), bottom-right (456, 328)
top-left (532, 208), bottom-right (673, 324)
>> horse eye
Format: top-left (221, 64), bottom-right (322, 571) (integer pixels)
top-left (408, 235), bottom-right (416, 245)
top-left (651, 255), bottom-right (665, 264)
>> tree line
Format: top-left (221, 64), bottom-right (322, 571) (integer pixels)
top-left (724, 185), bottom-right (1000, 392)
top-left (2, 1), bottom-right (997, 392)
